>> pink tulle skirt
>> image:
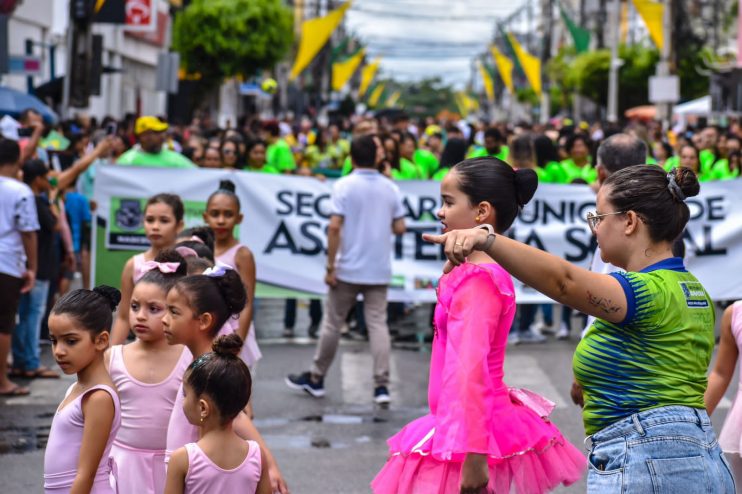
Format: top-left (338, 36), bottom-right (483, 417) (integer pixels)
top-left (371, 389), bottom-right (586, 494)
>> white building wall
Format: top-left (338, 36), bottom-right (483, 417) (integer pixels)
top-left (6, 0), bottom-right (170, 120)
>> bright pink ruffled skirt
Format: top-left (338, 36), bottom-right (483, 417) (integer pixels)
top-left (371, 389), bottom-right (586, 494)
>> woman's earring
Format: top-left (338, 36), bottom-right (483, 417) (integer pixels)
top-left (475, 215), bottom-right (481, 222)
top-left (200, 415), bottom-right (205, 423)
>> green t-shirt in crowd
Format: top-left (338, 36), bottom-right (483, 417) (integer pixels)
top-left (266, 139), bottom-right (296, 172)
top-left (559, 158), bottom-right (597, 184)
top-left (573, 258), bottom-right (715, 435)
top-left (663, 156), bottom-right (679, 172)
top-left (413, 149), bottom-right (439, 179)
top-left (466, 145), bottom-right (510, 163)
top-left (117, 147), bottom-right (196, 168)
top-left (706, 159), bottom-right (740, 181)
top-left (699, 149), bottom-right (716, 176)
top-left (244, 164), bottom-right (280, 175)
top-left (341, 156), bottom-right (353, 176)
top-left (392, 157), bottom-right (424, 180)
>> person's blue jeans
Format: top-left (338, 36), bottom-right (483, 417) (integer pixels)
top-left (586, 405), bottom-right (735, 493)
top-left (12, 279), bottom-right (50, 371)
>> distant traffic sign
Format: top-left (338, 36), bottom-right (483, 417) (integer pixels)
top-left (8, 55), bottom-right (41, 75)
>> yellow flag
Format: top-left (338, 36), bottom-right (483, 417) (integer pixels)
top-left (490, 45), bottom-right (515, 95)
top-left (454, 92), bottom-right (468, 117)
top-left (620, 1), bottom-right (629, 43)
top-left (368, 83), bottom-right (385, 107)
top-left (332, 48), bottom-right (365, 92)
top-left (359, 58), bottom-right (381, 97)
top-left (290, 2), bottom-right (352, 81)
top-left (507, 33), bottom-right (542, 95)
top-left (631, 0), bottom-right (664, 51)
top-left (386, 91), bottom-right (401, 108)
top-left (476, 60), bottom-right (495, 103)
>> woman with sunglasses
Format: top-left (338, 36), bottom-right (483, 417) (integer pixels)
top-left (424, 165), bottom-right (735, 493)
top-left (220, 136), bottom-right (244, 169)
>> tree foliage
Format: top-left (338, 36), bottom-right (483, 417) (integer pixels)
top-left (173, 0), bottom-right (293, 87)
top-left (391, 78), bottom-right (456, 118)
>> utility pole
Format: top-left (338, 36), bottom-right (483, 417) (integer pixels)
top-left (540, 0), bottom-right (553, 124)
top-left (606, 0), bottom-right (622, 122)
top-left (655, 0), bottom-right (673, 130)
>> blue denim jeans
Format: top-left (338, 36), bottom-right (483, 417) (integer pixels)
top-left (586, 405), bottom-right (736, 493)
top-left (12, 279), bottom-right (50, 371)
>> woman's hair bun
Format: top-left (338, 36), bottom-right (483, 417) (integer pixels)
top-left (212, 333), bottom-right (243, 357)
top-left (218, 179), bottom-right (236, 193)
top-left (154, 249), bottom-right (188, 276)
top-left (513, 168), bottom-right (538, 207)
top-left (213, 269), bottom-right (248, 315)
top-left (673, 167), bottom-right (700, 199)
top-left (93, 285), bottom-right (121, 311)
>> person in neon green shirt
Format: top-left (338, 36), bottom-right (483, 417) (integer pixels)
top-left (558, 134), bottom-right (596, 184)
top-left (466, 127), bottom-right (509, 163)
top-left (261, 120), bottom-right (296, 173)
top-left (532, 134), bottom-right (562, 183)
top-left (397, 132), bottom-right (425, 180)
top-left (116, 116), bottom-right (195, 168)
top-left (244, 140), bottom-right (279, 174)
top-left (697, 126), bottom-right (720, 176)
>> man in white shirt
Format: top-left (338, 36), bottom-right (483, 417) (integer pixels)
top-left (0, 139), bottom-right (39, 396)
top-left (286, 134), bottom-right (406, 405)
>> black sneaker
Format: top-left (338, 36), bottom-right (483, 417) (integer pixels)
top-left (307, 324), bottom-right (319, 339)
top-left (285, 372), bottom-right (325, 398)
top-left (374, 386), bottom-right (390, 406)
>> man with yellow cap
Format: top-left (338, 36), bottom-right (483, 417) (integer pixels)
top-left (117, 116), bottom-right (195, 168)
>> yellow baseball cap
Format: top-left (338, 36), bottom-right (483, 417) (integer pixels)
top-left (135, 116), bottom-right (168, 135)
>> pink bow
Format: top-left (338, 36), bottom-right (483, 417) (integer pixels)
top-left (509, 387), bottom-right (556, 418)
top-left (190, 235), bottom-right (205, 244)
top-left (142, 261), bottom-right (180, 274)
top-left (175, 246), bottom-right (199, 258)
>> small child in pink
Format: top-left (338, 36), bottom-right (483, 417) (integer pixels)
top-left (372, 158), bottom-right (585, 493)
top-left (705, 300), bottom-right (742, 483)
top-left (164, 334), bottom-right (270, 494)
top-left (106, 251), bottom-right (191, 494)
top-left (44, 286), bottom-right (123, 493)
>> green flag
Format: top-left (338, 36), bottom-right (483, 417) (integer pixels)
top-left (559, 3), bottom-right (591, 53)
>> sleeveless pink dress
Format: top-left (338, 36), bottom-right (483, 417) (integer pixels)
top-left (719, 301), bottom-right (742, 453)
top-left (215, 243), bottom-right (262, 368)
top-left (109, 345), bottom-right (191, 494)
top-left (44, 384), bottom-right (121, 493)
top-left (132, 253), bottom-right (148, 283)
top-left (372, 263), bottom-right (586, 494)
top-left (166, 382), bottom-right (199, 462)
top-left (183, 440), bottom-right (262, 494)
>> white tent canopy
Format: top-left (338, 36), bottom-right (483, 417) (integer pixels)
top-left (674, 95), bottom-right (711, 116)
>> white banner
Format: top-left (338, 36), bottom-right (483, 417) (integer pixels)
top-left (93, 166), bottom-right (742, 303)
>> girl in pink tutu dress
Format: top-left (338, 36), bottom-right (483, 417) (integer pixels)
top-left (105, 250), bottom-right (191, 494)
top-left (44, 286), bottom-right (122, 493)
top-left (372, 157), bottom-right (586, 494)
top-left (705, 300), bottom-right (742, 483)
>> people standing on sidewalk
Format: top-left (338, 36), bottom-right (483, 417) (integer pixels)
top-left (286, 134), bottom-right (406, 405)
top-left (0, 139), bottom-right (38, 396)
top-left (425, 165), bottom-right (735, 492)
top-left (10, 159), bottom-right (60, 380)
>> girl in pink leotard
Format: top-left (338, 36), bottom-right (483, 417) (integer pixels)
top-left (164, 333), bottom-right (270, 494)
top-left (372, 157), bottom-right (585, 493)
top-left (105, 250), bottom-right (191, 494)
top-left (44, 286), bottom-right (123, 493)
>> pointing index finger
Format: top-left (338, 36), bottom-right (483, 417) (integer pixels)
top-left (422, 232), bottom-right (447, 244)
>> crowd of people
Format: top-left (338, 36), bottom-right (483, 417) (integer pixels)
top-left (0, 105), bottom-right (741, 493)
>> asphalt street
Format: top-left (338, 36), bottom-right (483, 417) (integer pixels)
top-left (0, 300), bottom-right (735, 494)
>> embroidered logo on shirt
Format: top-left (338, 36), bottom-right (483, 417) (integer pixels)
top-left (679, 281), bottom-right (709, 308)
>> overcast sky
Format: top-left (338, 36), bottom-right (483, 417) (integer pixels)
top-left (345, 0), bottom-right (527, 87)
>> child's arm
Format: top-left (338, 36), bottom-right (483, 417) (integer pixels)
top-left (235, 246), bottom-right (256, 340)
top-left (163, 447), bottom-right (189, 494)
top-left (705, 305), bottom-right (738, 415)
top-left (111, 259), bottom-right (134, 345)
top-left (255, 446), bottom-right (272, 494)
top-left (70, 390), bottom-right (115, 494)
top-left (234, 413), bottom-right (289, 494)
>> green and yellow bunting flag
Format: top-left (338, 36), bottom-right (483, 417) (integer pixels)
top-left (631, 0), bottom-right (664, 51)
top-left (476, 59), bottom-right (495, 103)
top-left (558, 2), bottom-right (591, 53)
top-left (290, 2), bottom-right (352, 81)
top-left (490, 44), bottom-right (515, 95)
top-left (386, 91), bottom-right (401, 108)
top-left (359, 58), bottom-right (381, 97)
top-left (368, 82), bottom-right (386, 107)
top-left (507, 33), bottom-right (542, 96)
top-left (332, 48), bottom-right (365, 92)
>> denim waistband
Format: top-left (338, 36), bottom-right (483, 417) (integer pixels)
top-left (588, 406), bottom-right (710, 444)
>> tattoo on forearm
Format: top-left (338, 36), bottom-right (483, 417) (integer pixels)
top-left (587, 291), bottom-right (621, 314)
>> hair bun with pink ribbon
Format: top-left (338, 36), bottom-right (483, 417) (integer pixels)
top-left (142, 261), bottom-right (181, 275)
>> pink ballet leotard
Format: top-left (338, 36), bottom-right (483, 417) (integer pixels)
top-left (718, 301), bottom-right (742, 453)
top-left (44, 384), bottom-right (121, 493)
top-left (132, 253), bottom-right (148, 283)
top-left (183, 440), bottom-right (261, 494)
top-left (166, 382), bottom-right (199, 462)
top-left (372, 263), bottom-right (586, 494)
top-left (109, 345), bottom-right (191, 494)
top-left (215, 243), bottom-right (262, 368)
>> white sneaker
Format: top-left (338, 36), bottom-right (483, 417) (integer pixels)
top-left (556, 323), bottom-right (570, 340)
